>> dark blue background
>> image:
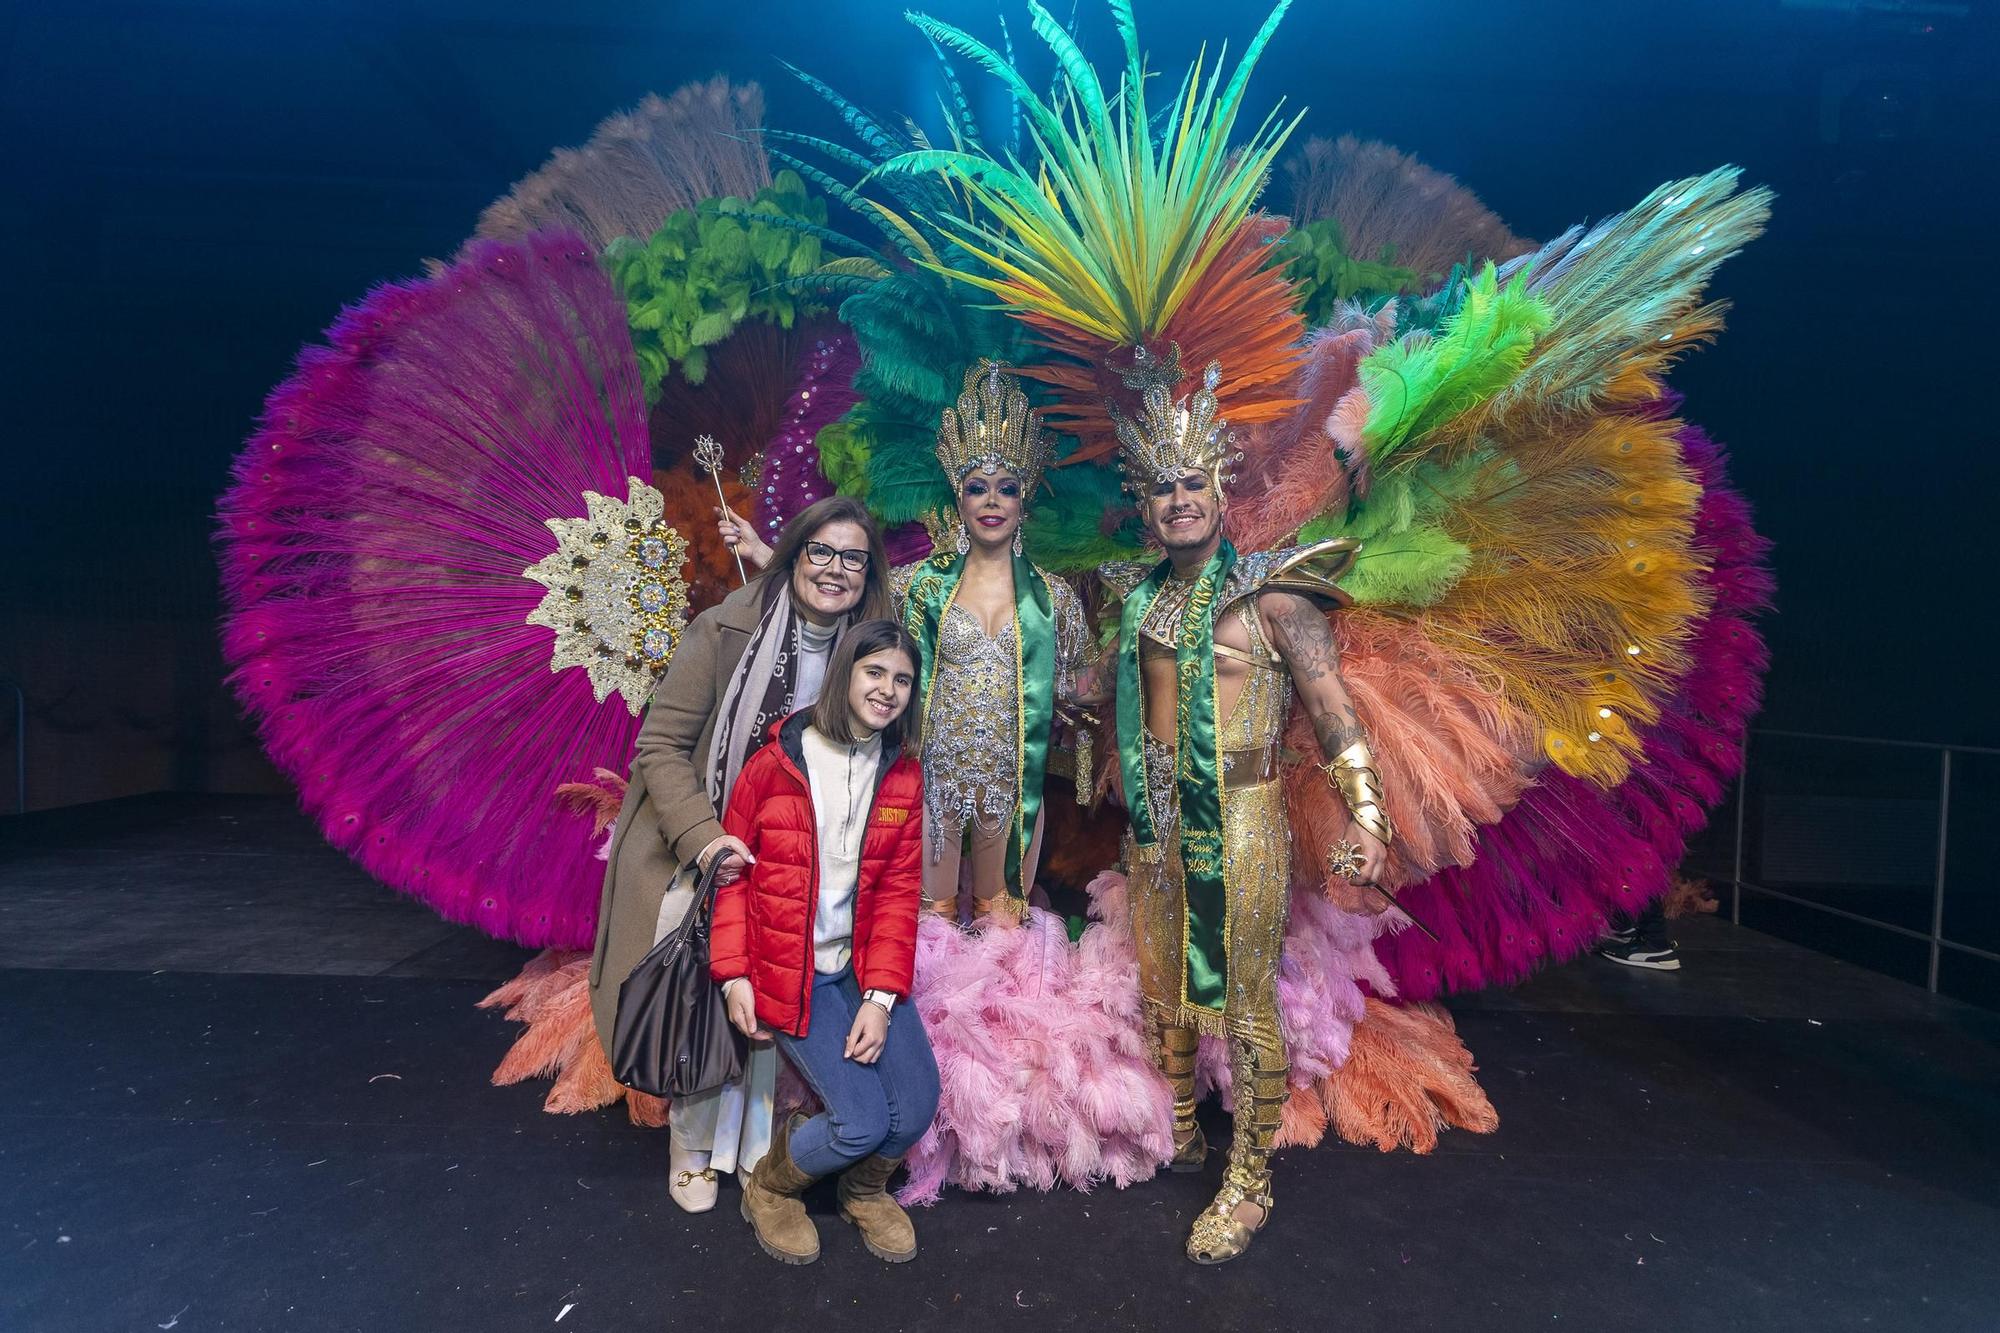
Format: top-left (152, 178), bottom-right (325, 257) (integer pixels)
top-left (3, 0), bottom-right (1993, 808)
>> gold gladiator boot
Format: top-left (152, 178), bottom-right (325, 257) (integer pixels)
top-left (1186, 1040), bottom-right (1288, 1264)
top-left (1160, 1023), bottom-right (1207, 1171)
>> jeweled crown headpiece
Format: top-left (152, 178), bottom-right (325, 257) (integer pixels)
top-left (935, 360), bottom-right (1052, 497)
top-left (1107, 343), bottom-right (1242, 500)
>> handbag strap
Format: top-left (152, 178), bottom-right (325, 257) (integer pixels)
top-left (652, 853), bottom-right (730, 972)
top-left (684, 840), bottom-right (732, 932)
top-left (689, 852), bottom-right (727, 923)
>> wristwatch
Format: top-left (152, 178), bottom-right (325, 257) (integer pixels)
top-left (863, 989), bottom-right (897, 1017)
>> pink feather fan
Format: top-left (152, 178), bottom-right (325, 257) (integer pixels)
top-left (216, 231), bottom-right (654, 950)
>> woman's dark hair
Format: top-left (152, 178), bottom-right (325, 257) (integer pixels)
top-left (753, 495), bottom-right (892, 624)
top-left (811, 618), bottom-right (923, 747)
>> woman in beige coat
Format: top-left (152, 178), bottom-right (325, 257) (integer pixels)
top-left (588, 495), bottom-right (891, 1212)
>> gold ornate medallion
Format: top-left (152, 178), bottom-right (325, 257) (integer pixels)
top-left (523, 475), bottom-right (690, 715)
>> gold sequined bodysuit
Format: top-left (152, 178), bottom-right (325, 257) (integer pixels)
top-left (1132, 598), bottom-right (1293, 1052)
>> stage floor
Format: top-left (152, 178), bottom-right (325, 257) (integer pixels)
top-left (4, 795), bottom-right (1997, 1332)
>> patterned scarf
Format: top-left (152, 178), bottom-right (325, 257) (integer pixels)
top-left (706, 576), bottom-right (845, 807)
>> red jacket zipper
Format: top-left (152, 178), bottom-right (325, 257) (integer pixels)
top-left (770, 743), bottom-right (819, 1037)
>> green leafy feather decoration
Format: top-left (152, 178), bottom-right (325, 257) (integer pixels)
top-left (603, 170), bottom-right (830, 397)
top-left (1270, 218), bottom-right (1418, 323)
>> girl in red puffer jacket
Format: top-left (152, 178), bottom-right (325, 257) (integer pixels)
top-left (709, 618), bottom-right (937, 1267)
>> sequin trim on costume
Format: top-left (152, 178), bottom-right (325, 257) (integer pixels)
top-left (922, 603), bottom-right (1021, 860)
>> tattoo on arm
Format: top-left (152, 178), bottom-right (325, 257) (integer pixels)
top-left (1266, 593), bottom-right (1364, 759)
top-left (1267, 594), bottom-right (1341, 685)
top-left (1309, 702), bottom-right (1363, 758)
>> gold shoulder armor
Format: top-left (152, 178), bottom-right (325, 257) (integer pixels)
top-left (1265, 538), bottom-right (1361, 608)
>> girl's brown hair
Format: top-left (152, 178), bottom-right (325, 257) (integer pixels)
top-left (810, 618), bottom-right (923, 747)
top-left (753, 495), bottom-right (893, 624)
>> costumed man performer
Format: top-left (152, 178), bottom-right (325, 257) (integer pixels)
top-left (1103, 348), bottom-right (1398, 1265)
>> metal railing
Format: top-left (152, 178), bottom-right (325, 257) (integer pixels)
top-left (1724, 727), bottom-right (2000, 994)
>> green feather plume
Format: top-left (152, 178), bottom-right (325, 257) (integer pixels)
top-left (1357, 263), bottom-right (1549, 463)
top-left (1300, 454), bottom-right (1485, 606)
top-left (1271, 218), bottom-right (1417, 323)
top-left (604, 171), bottom-right (829, 399)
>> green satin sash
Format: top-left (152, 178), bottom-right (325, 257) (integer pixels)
top-left (902, 549), bottom-right (1054, 893)
top-left (1116, 541), bottom-right (1235, 1014)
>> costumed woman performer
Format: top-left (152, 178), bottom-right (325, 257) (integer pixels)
top-left (895, 361), bottom-right (1090, 924)
top-left (726, 361), bottom-right (1090, 917)
top-left (589, 495), bottom-right (892, 1213)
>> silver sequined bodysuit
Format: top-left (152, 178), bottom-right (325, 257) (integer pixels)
top-left (922, 602), bottom-right (1020, 861)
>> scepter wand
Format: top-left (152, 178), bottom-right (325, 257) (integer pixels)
top-left (693, 434), bottom-right (747, 585)
top-left (1329, 839), bottom-right (1442, 943)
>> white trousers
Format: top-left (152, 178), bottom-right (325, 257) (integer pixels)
top-left (667, 1045), bottom-right (776, 1177)
top-left (654, 872), bottom-right (775, 1177)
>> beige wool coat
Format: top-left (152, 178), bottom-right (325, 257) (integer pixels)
top-left (587, 578), bottom-right (768, 1050)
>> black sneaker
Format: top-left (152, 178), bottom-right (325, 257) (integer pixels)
top-left (1597, 934), bottom-right (1681, 971)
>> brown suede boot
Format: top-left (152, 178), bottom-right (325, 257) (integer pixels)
top-left (837, 1155), bottom-right (917, 1262)
top-left (740, 1113), bottom-right (821, 1265)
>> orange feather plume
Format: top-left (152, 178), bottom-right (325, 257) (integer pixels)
top-left (1315, 998), bottom-right (1499, 1152)
top-left (1422, 409), bottom-right (1711, 783)
top-left (1284, 610), bottom-right (1533, 892)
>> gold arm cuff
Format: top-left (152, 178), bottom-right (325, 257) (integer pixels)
top-left (1322, 738), bottom-right (1395, 846)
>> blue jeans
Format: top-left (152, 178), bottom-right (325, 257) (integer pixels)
top-left (774, 969), bottom-right (940, 1177)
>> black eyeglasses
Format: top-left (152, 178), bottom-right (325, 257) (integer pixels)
top-left (803, 541), bottom-right (871, 573)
